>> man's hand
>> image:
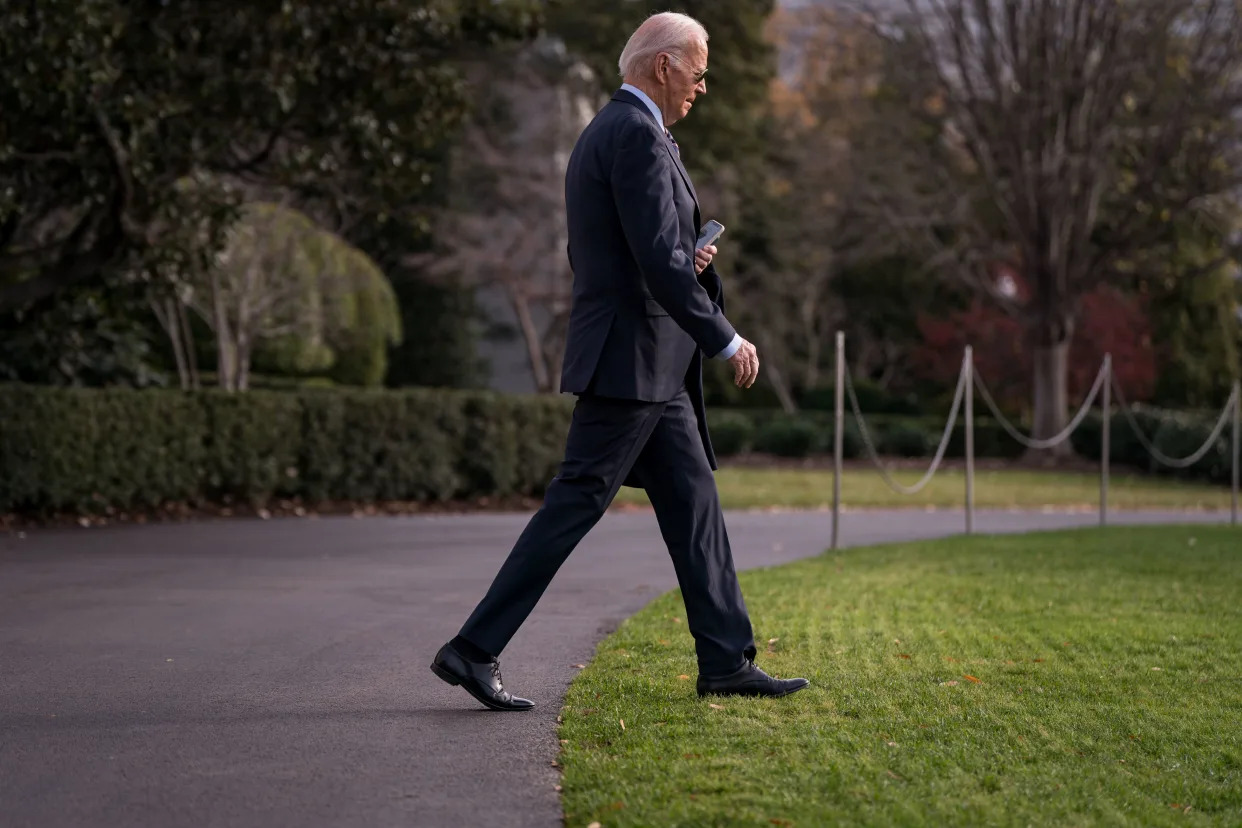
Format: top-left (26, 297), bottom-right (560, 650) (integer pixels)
top-left (694, 243), bottom-right (716, 275)
top-left (727, 338), bottom-right (759, 388)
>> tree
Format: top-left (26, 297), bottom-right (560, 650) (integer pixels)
top-left (858, 0), bottom-right (1242, 454)
top-left (915, 284), bottom-right (1158, 413)
top-left (0, 0), bottom-right (540, 315)
top-left (739, 5), bottom-right (892, 407)
top-left (411, 39), bottom-right (598, 392)
top-left (188, 202), bottom-right (401, 391)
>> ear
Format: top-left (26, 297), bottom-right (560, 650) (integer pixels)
top-left (655, 53), bottom-right (671, 85)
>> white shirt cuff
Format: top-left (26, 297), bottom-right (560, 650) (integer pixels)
top-left (714, 334), bottom-right (742, 360)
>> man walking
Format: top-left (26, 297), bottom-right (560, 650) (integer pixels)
top-left (431, 12), bottom-right (809, 710)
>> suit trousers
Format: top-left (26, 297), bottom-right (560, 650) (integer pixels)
top-left (457, 388), bottom-right (757, 677)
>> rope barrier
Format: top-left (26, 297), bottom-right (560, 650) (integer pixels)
top-left (1110, 379), bottom-right (1239, 469)
top-left (829, 331), bottom-right (1239, 539)
top-left (972, 362), bottom-right (1109, 450)
top-left (845, 353), bottom-right (967, 495)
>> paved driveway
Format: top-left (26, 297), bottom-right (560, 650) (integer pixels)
top-left (0, 509), bottom-right (1230, 827)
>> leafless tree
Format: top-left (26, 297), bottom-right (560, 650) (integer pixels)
top-left (753, 4), bottom-right (888, 407)
top-left (858, 0), bottom-right (1242, 454)
top-left (409, 38), bottom-right (600, 393)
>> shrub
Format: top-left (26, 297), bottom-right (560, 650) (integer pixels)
top-left (0, 383), bottom-right (575, 516)
top-left (1151, 412), bottom-right (1232, 483)
top-left (879, 422), bottom-right (932, 458)
top-left (753, 416), bottom-right (818, 458)
top-left (708, 412), bottom-right (754, 457)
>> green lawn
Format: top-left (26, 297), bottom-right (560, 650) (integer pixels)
top-left (611, 466), bottom-right (1233, 511)
top-left (557, 526), bottom-right (1242, 827)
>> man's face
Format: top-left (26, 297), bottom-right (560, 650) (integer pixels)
top-left (659, 40), bottom-right (708, 126)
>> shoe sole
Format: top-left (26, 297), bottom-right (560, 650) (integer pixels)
top-left (698, 681), bottom-right (810, 699)
top-left (429, 662), bottom-right (534, 712)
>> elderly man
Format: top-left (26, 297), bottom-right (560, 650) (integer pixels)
top-left (431, 12), bottom-right (809, 709)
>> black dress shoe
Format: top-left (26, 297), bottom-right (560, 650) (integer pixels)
top-left (696, 660), bottom-right (810, 698)
top-left (430, 643), bottom-right (534, 711)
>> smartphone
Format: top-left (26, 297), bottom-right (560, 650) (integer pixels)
top-left (696, 220), bottom-right (725, 250)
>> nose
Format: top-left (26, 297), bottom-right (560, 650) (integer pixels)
top-left (696, 78), bottom-right (707, 94)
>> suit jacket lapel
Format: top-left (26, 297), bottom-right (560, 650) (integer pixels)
top-left (665, 141), bottom-right (699, 209)
top-left (611, 90), bottom-right (701, 210)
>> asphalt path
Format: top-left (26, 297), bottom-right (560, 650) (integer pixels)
top-left (0, 508), bottom-right (1231, 828)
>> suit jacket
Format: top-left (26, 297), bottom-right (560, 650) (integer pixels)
top-left (559, 88), bottom-right (736, 469)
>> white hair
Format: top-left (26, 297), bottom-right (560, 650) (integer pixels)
top-left (617, 12), bottom-right (708, 80)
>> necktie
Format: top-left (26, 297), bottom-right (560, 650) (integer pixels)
top-left (666, 129), bottom-right (680, 157)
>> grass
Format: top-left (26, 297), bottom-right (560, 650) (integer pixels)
top-left (557, 526), bottom-right (1242, 827)
top-left (611, 466), bottom-right (1233, 511)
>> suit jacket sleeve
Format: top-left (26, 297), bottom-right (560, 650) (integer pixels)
top-left (610, 119), bottom-right (736, 357)
top-left (702, 262), bottom-right (725, 314)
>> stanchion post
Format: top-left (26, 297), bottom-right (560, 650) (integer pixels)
top-left (1233, 379), bottom-right (1239, 528)
top-left (1101, 355), bottom-right (1111, 527)
top-left (964, 347), bottom-right (974, 535)
top-left (832, 332), bottom-right (845, 550)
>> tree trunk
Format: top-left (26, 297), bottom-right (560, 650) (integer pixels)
top-left (506, 283), bottom-right (552, 392)
top-left (1029, 329), bottom-right (1073, 461)
top-left (757, 330), bottom-right (799, 413)
top-left (765, 358), bottom-right (799, 414)
top-left (237, 336), bottom-right (251, 391)
top-left (151, 296), bottom-right (190, 390)
top-left (210, 269), bottom-right (237, 391)
top-left (801, 300), bottom-right (821, 390)
top-left (178, 300), bottom-right (200, 390)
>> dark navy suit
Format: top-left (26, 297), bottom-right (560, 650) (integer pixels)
top-left (458, 89), bottom-right (757, 677)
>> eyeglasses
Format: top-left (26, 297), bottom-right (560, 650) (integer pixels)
top-left (664, 52), bottom-right (708, 84)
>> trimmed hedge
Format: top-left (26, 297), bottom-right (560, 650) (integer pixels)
top-left (3, 384), bottom-right (1231, 516)
top-left (1071, 406), bottom-right (1235, 484)
top-left (753, 416), bottom-right (818, 458)
top-left (0, 384), bottom-right (574, 515)
top-left (708, 407), bottom-right (1022, 461)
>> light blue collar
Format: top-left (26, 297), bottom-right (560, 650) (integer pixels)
top-left (620, 83), bottom-right (664, 130)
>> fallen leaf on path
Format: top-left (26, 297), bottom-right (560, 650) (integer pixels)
top-left (677, 674), bottom-right (690, 680)
top-left (898, 653), bottom-right (911, 659)
top-left (572, 664), bottom-right (586, 669)
top-left (709, 703), bottom-right (725, 710)
top-left (619, 719), bottom-right (625, 731)
top-left (559, 739), bottom-right (568, 745)
top-left (963, 675), bottom-right (982, 683)
top-left (887, 769), bottom-right (904, 780)
top-left (554, 785), bottom-right (561, 792)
